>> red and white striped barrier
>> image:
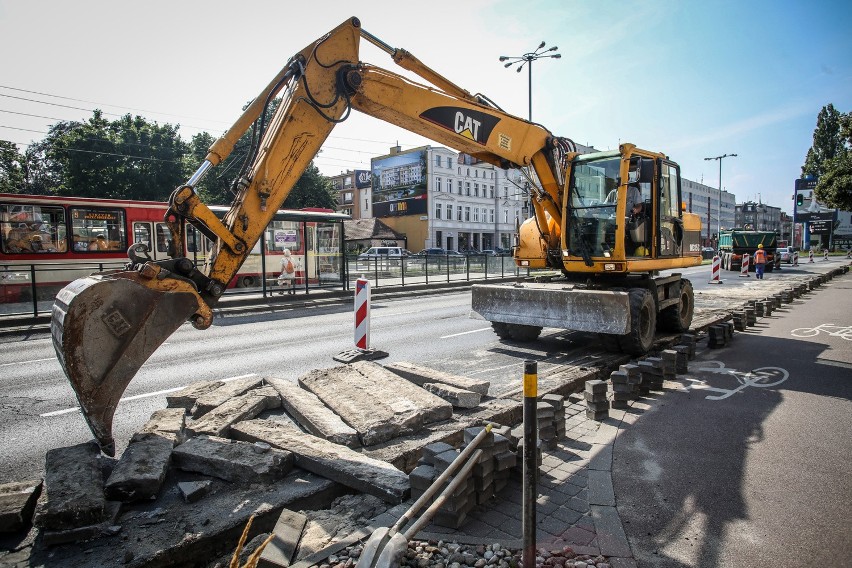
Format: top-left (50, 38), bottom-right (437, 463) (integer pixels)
top-left (792, 251), bottom-right (799, 266)
top-left (740, 254), bottom-right (750, 277)
top-left (709, 255), bottom-right (723, 284)
top-left (355, 277), bottom-right (370, 350)
top-left (808, 250), bottom-right (814, 263)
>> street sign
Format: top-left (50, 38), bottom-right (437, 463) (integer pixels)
top-left (808, 220), bottom-right (832, 235)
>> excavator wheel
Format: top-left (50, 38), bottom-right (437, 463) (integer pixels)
top-left (491, 322), bottom-right (513, 340)
top-left (658, 279), bottom-right (694, 333)
top-left (597, 333), bottom-right (622, 353)
top-left (509, 324), bottom-right (542, 342)
top-left (618, 288), bottom-right (656, 355)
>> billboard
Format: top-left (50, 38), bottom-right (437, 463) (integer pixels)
top-left (371, 150), bottom-right (428, 218)
top-left (794, 177), bottom-right (835, 222)
top-left (354, 170), bottom-right (371, 189)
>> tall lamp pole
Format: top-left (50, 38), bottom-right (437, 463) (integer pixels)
top-left (704, 153), bottom-right (737, 242)
top-left (499, 42), bottom-right (561, 121)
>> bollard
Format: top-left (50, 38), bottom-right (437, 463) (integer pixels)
top-left (355, 277), bottom-right (371, 350)
top-left (740, 254), bottom-right (750, 277)
top-left (522, 360), bottom-right (537, 568)
top-left (809, 249), bottom-right (814, 263)
top-left (709, 255), bottom-right (723, 284)
top-left (824, 250), bottom-right (829, 261)
top-left (793, 251), bottom-right (799, 266)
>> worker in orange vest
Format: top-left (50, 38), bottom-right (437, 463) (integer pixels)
top-left (754, 243), bottom-right (767, 279)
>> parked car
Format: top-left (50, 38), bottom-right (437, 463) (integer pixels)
top-left (357, 246), bottom-right (409, 261)
top-left (779, 246), bottom-right (795, 263)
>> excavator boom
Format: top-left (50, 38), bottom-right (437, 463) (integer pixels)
top-left (51, 17), bottom-right (568, 454)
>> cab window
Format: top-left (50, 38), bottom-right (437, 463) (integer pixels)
top-left (70, 207), bottom-right (126, 252)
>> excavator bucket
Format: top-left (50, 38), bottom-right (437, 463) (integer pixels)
top-left (51, 271), bottom-right (205, 456)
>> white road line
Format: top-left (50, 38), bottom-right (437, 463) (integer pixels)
top-left (39, 373), bottom-right (257, 418)
top-left (816, 359), bottom-right (852, 370)
top-left (440, 327), bottom-right (492, 339)
top-left (0, 358), bottom-right (55, 367)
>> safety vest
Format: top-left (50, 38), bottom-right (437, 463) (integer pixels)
top-left (754, 249), bottom-right (766, 264)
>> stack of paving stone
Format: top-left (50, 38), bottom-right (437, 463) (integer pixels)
top-left (679, 333), bottom-right (697, 358)
top-left (660, 349), bottom-right (678, 380)
top-left (536, 402), bottom-right (558, 450)
top-left (608, 370), bottom-right (632, 409)
top-left (491, 433), bottom-right (516, 494)
top-left (619, 363), bottom-right (642, 399)
top-left (731, 310), bottom-right (747, 331)
top-left (672, 346), bottom-right (690, 374)
top-left (541, 394), bottom-right (567, 440)
top-left (744, 305), bottom-right (757, 326)
top-left (584, 379), bottom-right (609, 420)
top-left (638, 358), bottom-right (664, 390)
top-left (708, 324), bottom-right (728, 348)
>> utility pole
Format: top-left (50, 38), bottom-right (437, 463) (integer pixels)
top-left (499, 42), bottom-right (561, 121)
top-left (704, 153), bottom-right (737, 239)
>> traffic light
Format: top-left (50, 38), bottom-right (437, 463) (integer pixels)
top-left (797, 193), bottom-right (804, 206)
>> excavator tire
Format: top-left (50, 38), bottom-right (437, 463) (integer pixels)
top-left (491, 322), bottom-right (513, 339)
top-left (658, 278), bottom-right (694, 333)
top-left (508, 324), bottom-right (543, 342)
top-left (618, 288), bottom-right (656, 355)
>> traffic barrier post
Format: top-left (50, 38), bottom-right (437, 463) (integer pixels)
top-left (355, 277), bottom-right (370, 350)
top-left (740, 254), bottom-right (750, 277)
top-left (809, 250), bottom-right (814, 263)
top-left (522, 360), bottom-right (538, 568)
top-left (709, 255), bottom-right (723, 284)
top-left (793, 251), bottom-right (799, 266)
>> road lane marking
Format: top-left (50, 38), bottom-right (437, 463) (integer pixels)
top-left (440, 327), bottom-right (492, 339)
top-left (40, 373), bottom-right (257, 418)
top-left (0, 358), bottom-right (55, 367)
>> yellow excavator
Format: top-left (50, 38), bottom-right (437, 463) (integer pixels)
top-left (51, 17), bottom-right (701, 455)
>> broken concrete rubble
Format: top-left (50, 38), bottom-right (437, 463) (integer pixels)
top-left (166, 379), bottom-right (224, 410)
top-left (32, 441), bottom-right (106, 531)
top-left (423, 382), bottom-right (481, 408)
top-left (172, 435), bottom-right (294, 484)
top-left (0, 479), bottom-right (42, 533)
top-left (299, 361), bottom-right (453, 446)
top-left (177, 480), bottom-right (213, 503)
top-left (187, 391), bottom-right (269, 437)
top-left (191, 376), bottom-right (265, 417)
top-left (131, 407), bottom-right (186, 445)
top-left (266, 377), bottom-right (360, 448)
top-left (232, 419), bottom-right (410, 504)
top-left (259, 508), bottom-right (308, 568)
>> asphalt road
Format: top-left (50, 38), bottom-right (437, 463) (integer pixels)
top-left (612, 273), bottom-right (852, 566)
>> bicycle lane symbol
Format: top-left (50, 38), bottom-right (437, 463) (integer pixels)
top-left (686, 360), bottom-right (790, 401)
top-left (790, 324), bottom-right (852, 341)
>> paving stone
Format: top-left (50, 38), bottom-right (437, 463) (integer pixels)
top-left (383, 361), bottom-right (490, 395)
top-left (298, 362), bottom-right (452, 446)
top-left (259, 509), bottom-right (307, 568)
top-left (0, 479), bottom-right (42, 532)
top-left (166, 380), bottom-right (224, 410)
top-left (131, 407), bottom-right (186, 446)
top-left (104, 434), bottom-right (173, 502)
top-left (191, 377), bottom-right (265, 417)
top-left (172, 435), bottom-right (293, 484)
top-left (560, 525), bottom-right (596, 546)
top-left (591, 504), bottom-right (632, 557)
top-left (39, 501), bottom-right (121, 546)
top-left (232, 419), bottom-right (409, 504)
top-left (587, 469), bottom-right (615, 506)
top-left (409, 464), bottom-right (438, 491)
top-left (177, 480), bottom-right (213, 503)
top-left (33, 441), bottom-right (105, 531)
top-left (266, 377), bottom-right (359, 448)
top-left (585, 380), bottom-right (607, 394)
top-left (186, 391), bottom-right (268, 437)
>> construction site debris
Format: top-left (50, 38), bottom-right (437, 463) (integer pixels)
top-left (0, 479), bottom-right (41, 533)
top-left (192, 376), bottom-right (265, 417)
top-left (423, 382), bottom-right (481, 408)
top-left (104, 433), bottom-right (173, 502)
top-left (172, 435), bottom-right (294, 484)
top-left (266, 377), bottom-right (360, 448)
top-left (32, 441), bottom-right (105, 531)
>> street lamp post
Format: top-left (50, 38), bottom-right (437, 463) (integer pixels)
top-left (704, 153), bottom-right (737, 242)
top-left (499, 42), bottom-right (561, 121)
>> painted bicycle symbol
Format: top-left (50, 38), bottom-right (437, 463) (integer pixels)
top-left (689, 360), bottom-right (789, 400)
top-left (790, 324), bottom-right (852, 341)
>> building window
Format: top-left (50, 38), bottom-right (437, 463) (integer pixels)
top-left (435, 155), bottom-right (442, 168)
top-left (448, 158), bottom-right (453, 169)
top-left (435, 203), bottom-right (442, 219)
top-left (435, 176), bottom-right (442, 192)
top-left (457, 206), bottom-right (463, 221)
top-left (465, 182), bottom-right (471, 196)
top-left (464, 206), bottom-right (471, 221)
top-left (503, 186), bottom-right (508, 199)
top-left (447, 179), bottom-right (452, 193)
top-left (504, 210), bottom-right (509, 223)
top-left (436, 230), bottom-right (442, 248)
top-left (343, 192), bottom-right (353, 204)
top-left (474, 183), bottom-right (480, 197)
top-left (489, 209), bottom-right (495, 223)
top-left (474, 207), bottom-right (480, 222)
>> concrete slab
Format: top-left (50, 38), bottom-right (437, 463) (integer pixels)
top-left (191, 376), bottom-right (265, 417)
top-left (104, 434), bottom-right (173, 502)
top-left (172, 435), bottom-right (294, 484)
top-left (259, 509), bottom-right (308, 568)
top-left (232, 419), bottom-right (410, 504)
top-left (423, 382), bottom-right (481, 408)
top-left (187, 392), bottom-right (269, 437)
top-left (32, 441), bottom-right (105, 531)
top-left (298, 362), bottom-right (452, 446)
top-left (166, 379), bottom-right (224, 410)
top-left (131, 407), bottom-right (186, 445)
top-left (383, 361), bottom-right (491, 395)
top-left (0, 479), bottom-right (42, 533)
top-left (266, 377), bottom-right (359, 448)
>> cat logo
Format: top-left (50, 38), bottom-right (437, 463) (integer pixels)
top-left (419, 107), bottom-right (500, 145)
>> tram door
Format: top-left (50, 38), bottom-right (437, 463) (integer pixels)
top-left (132, 222), bottom-right (172, 261)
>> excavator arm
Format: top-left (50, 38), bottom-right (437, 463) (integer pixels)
top-left (51, 16), bottom-right (573, 455)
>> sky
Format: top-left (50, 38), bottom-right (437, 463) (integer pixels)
top-left (1, 0), bottom-right (850, 214)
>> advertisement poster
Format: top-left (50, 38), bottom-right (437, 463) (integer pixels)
top-left (371, 150), bottom-right (428, 217)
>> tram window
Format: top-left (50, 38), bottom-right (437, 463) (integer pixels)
top-left (155, 223), bottom-right (170, 253)
top-left (70, 207), bottom-right (126, 252)
top-left (133, 223), bottom-right (152, 251)
top-left (0, 203), bottom-right (67, 254)
top-left (266, 220), bottom-right (300, 251)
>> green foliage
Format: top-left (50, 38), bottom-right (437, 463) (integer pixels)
top-left (0, 141), bottom-right (25, 193)
top-left (283, 162), bottom-right (337, 210)
top-left (803, 104), bottom-right (851, 211)
top-left (802, 104), bottom-right (844, 178)
top-left (815, 153), bottom-right (852, 211)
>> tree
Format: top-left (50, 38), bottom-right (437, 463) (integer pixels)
top-left (803, 105), bottom-right (851, 211)
top-left (282, 161), bottom-right (338, 210)
top-left (0, 141), bottom-right (25, 193)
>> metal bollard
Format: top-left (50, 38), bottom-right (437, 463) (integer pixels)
top-left (522, 360), bottom-right (538, 568)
